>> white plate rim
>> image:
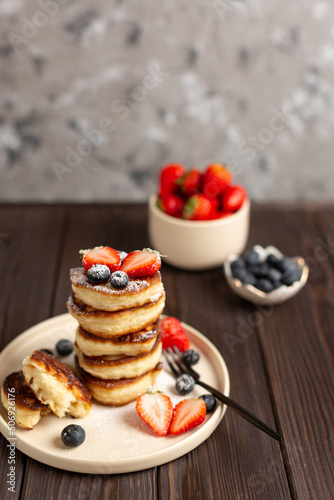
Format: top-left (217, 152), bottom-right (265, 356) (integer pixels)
top-left (0, 313), bottom-right (230, 474)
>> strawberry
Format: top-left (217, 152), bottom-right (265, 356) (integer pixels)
top-left (169, 398), bottom-right (206, 435)
top-left (221, 185), bottom-right (247, 212)
top-left (157, 194), bottom-right (184, 218)
top-left (81, 246), bottom-right (121, 272)
top-left (183, 194), bottom-right (215, 221)
top-left (159, 164), bottom-right (186, 197)
top-left (176, 169), bottom-right (201, 196)
top-left (120, 248), bottom-right (161, 278)
top-left (202, 164), bottom-right (233, 198)
top-left (160, 316), bottom-right (190, 352)
top-left (136, 389), bottom-right (173, 436)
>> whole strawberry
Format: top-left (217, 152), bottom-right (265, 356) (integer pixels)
top-left (183, 194), bottom-right (215, 221)
top-left (160, 316), bottom-right (190, 352)
top-left (176, 169), bottom-right (201, 197)
top-left (202, 164), bottom-right (233, 198)
top-left (222, 185), bottom-right (247, 212)
top-left (159, 164), bottom-right (186, 197)
top-left (157, 194), bottom-right (184, 218)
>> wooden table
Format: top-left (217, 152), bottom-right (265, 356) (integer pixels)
top-left (0, 203), bottom-right (333, 500)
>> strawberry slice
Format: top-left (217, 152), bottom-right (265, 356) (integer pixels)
top-left (169, 398), bottom-right (206, 435)
top-left (120, 249), bottom-right (161, 278)
top-left (136, 389), bottom-right (173, 436)
top-left (81, 246), bottom-right (121, 272)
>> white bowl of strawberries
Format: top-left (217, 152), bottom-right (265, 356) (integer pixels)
top-left (148, 163), bottom-right (250, 270)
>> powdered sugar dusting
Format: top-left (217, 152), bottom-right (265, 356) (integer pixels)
top-left (70, 268), bottom-right (160, 296)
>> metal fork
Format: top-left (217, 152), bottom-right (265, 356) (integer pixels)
top-left (164, 346), bottom-right (282, 441)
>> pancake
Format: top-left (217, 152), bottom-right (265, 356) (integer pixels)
top-left (67, 292), bottom-right (165, 338)
top-left (75, 356), bottom-right (162, 406)
top-left (1, 371), bottom-right (51, 429)
top-left (70, 268), bottom-right (164, 312)
top-left (75, 322), bottom-right (159, 357)
top-left (22, 350), bottom-right (91, 419)
top-left (74, 335), bottom-right (162, 380)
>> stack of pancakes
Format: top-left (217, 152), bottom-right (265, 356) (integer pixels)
top-left (67, 267), bottom-right (165, 406)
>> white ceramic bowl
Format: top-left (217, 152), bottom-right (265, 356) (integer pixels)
top-left (148, 194), bottom-right (250, 270)
top-left (224, 245), bottom-right (309, 305)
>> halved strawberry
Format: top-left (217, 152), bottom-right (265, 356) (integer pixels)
top-left (160, 316), bottom-right (190, 352)
top-left (169, 398), bottom-right (206, 435)
top-left (81, 246), bottom-right (121, 272)
top-left (136, 389), bottom-right (173, 436)
top-left (120, 248), bottom-right (161, 278)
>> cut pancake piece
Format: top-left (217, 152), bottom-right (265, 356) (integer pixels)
top-left (75, 322), bottom-right (159, 357)
top-left (1, 371), bottom-right (51, 430)
top-left (70, 268), bottom-right (164, 312)
top-left (74, 335), bottom-right (162, 380)
top-left (22, 350), bottom-right (91, 418)
top-left (67, 292), bottom-right (165, 338)
top-left (75, 356), bottom-right (162, 406)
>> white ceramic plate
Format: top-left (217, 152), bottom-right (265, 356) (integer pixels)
top-left (224, 245), bottom-right (309, 305)
top-left (0, 314), bottom-right (230, 474)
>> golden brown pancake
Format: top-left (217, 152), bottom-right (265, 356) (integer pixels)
top-left (75, 356), bottom-right (162, 406)
top-left (70, 268), bottom-right (164, 312)
top-left (22, 350), bottom-right (91, 418)
top-left (67, 292), bottom-right (165, 338)
top-left (75, 321), bottom-right (159, 356)
top-left (1, 371), bottom-right (51, 429)
top-left (74, 335), bottom-right (162, 380)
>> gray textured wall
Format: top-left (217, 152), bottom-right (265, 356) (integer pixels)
top-left (1, 0), bottom-right (334, 202)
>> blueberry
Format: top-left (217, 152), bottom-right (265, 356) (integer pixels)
top-left (282, 269), bottom-right (300, 286)
top-left (61, 425), bottom-right (85, 447)
top-left (255, 278), bottom-right (274, 293)
top-left (87, 264), bottom-right (110, 284)
top-left (110, 270), bottom-right (129, 290)
top-left (233, 267), bottom-right (248, 282)
top-left (277, 257), bottom-right (296, 273)
top-left (245, 249), bottom-right (260, 267)
top-left (200, 394), bottom-right (217, 413)
top-left (243, 272), bottom-right (257, 286)
top-left (175, 374), bottom-right (195, 395)
top-left (272, 281), bottom-right (283, 290)
top-left (266, 253), bottom-right (281, 267)
top-left (56, 339), bottom-right (73, 356)
top-left (40, 349), bottom-right (54, 356)
top-left (267, 268), bottom-right (283, 283)
top-left (249, 263), bottom-right (270, 278)
top-left (182, 349), bottom-right (200, 366)
top-left (230, 258), bottom-right (246, 274)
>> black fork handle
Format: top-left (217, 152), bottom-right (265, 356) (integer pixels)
top-left (197, 380), bottom-right (282, 441)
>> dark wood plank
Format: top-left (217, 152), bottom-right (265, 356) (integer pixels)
top-left (19, 204), bottom-right (158, 500)
top-left (248, 207), bottom-right (334, 499)
top-left (0, 206), bottom-right (66, 500)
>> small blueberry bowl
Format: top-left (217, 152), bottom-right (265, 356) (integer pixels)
top-left (224, 245), bottom-right (309, 305)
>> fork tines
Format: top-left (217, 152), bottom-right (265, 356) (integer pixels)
top-left (163, 346), bottom-right (197, 380)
